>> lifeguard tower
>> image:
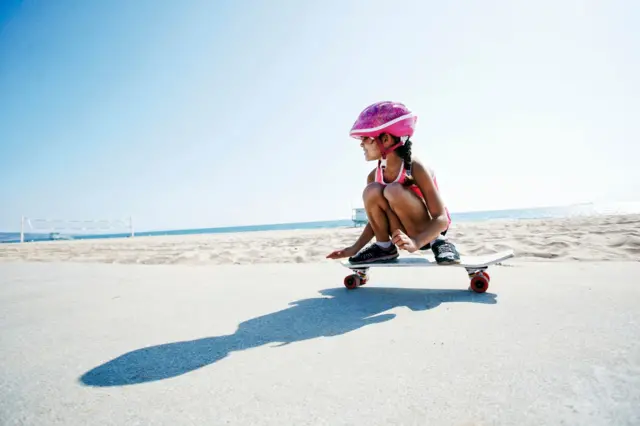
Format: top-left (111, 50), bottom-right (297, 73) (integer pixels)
top-left (351, 208), bottom-right (368, 227)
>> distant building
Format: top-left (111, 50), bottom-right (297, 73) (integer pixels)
top-left (351, 208), bottom-right (368, 227)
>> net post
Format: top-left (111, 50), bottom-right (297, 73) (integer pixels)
top-left (129, 216), bottom-right (135, 238)
top-left (20, 215), bottom-right (25, 243)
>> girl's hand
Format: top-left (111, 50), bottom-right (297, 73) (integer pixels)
top-left (326, 245), bottom-right (358, 259)
top-left (392, 230), bottom-right (419, 253)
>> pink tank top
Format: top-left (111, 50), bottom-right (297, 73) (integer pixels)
top-left (375, 161), bottom-right (452, 228)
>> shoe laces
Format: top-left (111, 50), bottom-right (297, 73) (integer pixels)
top-left (434, 241), bottom-right (454, 255)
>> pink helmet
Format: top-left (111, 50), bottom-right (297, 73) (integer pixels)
top-left (349, 101), bottom-right (417, 139)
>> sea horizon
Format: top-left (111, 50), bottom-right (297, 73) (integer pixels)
top-left (2, 201), bottom-right (639, 244)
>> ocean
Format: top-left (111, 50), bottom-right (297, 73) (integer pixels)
top-left (2, 202), bottom-right (639, 244)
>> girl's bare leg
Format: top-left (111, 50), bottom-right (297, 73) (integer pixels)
top-left (382, 183), bottom-right (433, 240)
top-left (362, 183), bottom-right (404, 242)
top-left (348, 183), bottom-right (403, 264)
top-left (383, 183), bottom-right (460, 263)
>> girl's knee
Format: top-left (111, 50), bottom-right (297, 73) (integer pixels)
top-left (382, 182), bottom-right (406, 205)
top-left (362, 182), bottom-right (385, 203)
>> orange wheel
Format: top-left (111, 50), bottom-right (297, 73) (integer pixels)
top-left (344, 274), bottom-right (361, 289)
top-left (470, 273), bottom-right (489, 293)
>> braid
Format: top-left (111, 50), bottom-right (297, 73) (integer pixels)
top-left (394, 138), bottom-right (415, 186)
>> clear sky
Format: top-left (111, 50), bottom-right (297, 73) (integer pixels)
top-left (1, 0), bottom-right (638, 232)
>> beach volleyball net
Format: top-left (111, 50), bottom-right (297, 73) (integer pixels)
top-left (19, 216), bottom-right (135, 242)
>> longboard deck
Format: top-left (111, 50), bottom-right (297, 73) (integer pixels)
top-left (341, 249), bottom-right (514, 270)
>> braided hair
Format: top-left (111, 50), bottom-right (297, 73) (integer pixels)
top-left (392, 136), bottom-right (415, 187)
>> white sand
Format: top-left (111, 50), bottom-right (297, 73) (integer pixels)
top-left (1, 213), bottom-right (639, 264)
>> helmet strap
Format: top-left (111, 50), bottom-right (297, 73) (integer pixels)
top-left (377, 137), bottom-right (406, 169)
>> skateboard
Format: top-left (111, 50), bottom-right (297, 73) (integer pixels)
top-left (340, 249), bottom-right (514, 293)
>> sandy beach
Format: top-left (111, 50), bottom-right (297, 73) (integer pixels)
top-left (1, 213), bottom-right (639, 425)
top-left (1, 213), bottom-right (639, 265)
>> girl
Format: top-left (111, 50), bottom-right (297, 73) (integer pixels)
top-left (327, 101), bottom-right (461, 265)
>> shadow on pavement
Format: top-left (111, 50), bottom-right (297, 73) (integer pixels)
top-left (79, 286), bottom-right (496, 387)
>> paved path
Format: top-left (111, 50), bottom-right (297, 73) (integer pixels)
top-left (1, 261), bottom-right (639, 425)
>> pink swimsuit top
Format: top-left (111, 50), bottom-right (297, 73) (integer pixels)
top-left (375, 161), bottom-right (452, 229)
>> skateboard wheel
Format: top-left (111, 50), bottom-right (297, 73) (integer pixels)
top-left (356, 270), bottom-right (368, 286)
top-left (344, 274), bottom-right (361, 289)
top-left (470, 273), bottom-right (489, 293)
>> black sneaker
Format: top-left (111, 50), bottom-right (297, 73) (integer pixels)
top-left (431, 239), bottom-right (461, 265)
top-left (348, 243), bottom-right (399, 264)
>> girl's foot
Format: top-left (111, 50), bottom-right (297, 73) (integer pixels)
top-left (431, 239), bottom-right (461, 264)
top-left (348, 243), bottom-right (399, 264)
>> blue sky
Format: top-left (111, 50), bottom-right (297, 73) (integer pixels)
top-left (1, 0), bottom-right (638, 232)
